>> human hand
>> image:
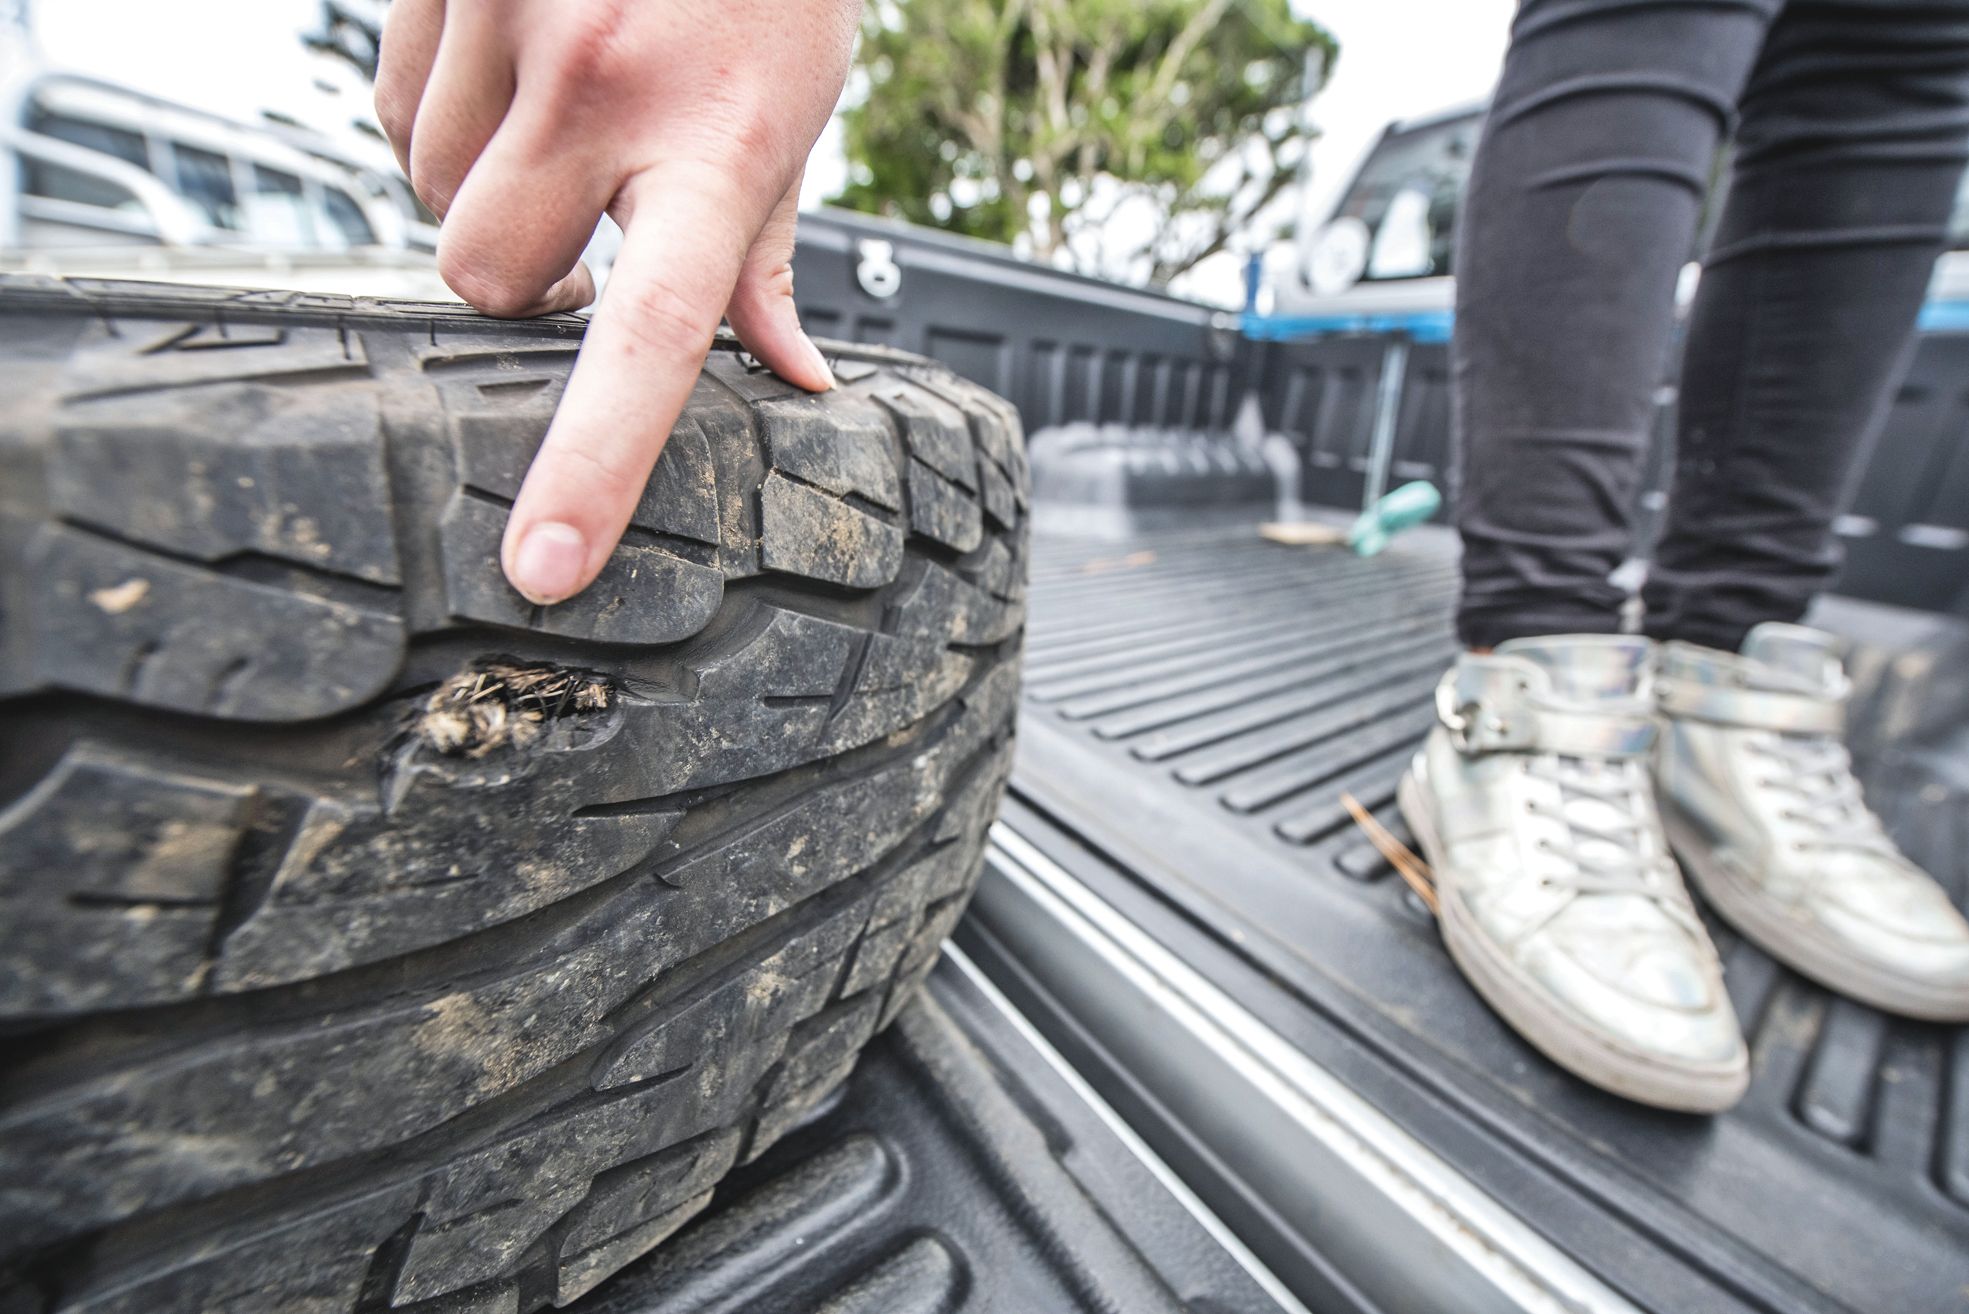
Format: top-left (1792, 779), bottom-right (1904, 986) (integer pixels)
top-left (376, 0), bottom-right (861, 604)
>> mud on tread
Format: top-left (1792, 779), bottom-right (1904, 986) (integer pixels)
top-left (0, 277), bottom-right (1026, 1313)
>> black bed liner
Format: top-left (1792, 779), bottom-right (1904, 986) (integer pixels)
top-left (995, 524), bottom-right (1969, 1314)
top-left (565, 952), bottom-right (1294, 1314)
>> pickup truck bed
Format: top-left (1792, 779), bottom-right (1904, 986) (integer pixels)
top-left (978, 522), bottom-right (1969, 1314)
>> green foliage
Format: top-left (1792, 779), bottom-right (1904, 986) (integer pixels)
top-left (304, 1), bottom-right (388, 82)
top-left (835, 0), bottom-right (1336, 285)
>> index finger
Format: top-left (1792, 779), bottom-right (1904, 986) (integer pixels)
top-left (499, 165), bottom-right (765, 605)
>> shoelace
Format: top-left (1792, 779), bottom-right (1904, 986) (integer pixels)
top-left (1748, 733), bottom-right (1897, 858)
top-left (1524, 754), bottom-right (1702, 935)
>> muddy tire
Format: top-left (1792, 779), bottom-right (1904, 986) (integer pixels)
top-left (0, 277), bottom-right (1026, 1313)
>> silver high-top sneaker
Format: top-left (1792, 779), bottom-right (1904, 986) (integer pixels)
top-left (1398, 636), bottom-right (1748, 1112)
top-left (1656, 623), bottom-right (1969, 1022)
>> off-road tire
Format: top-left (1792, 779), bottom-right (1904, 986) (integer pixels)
top-left (0, 277), bottom-right (1027, 1313)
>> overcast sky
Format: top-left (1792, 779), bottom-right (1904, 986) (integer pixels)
top-left (28, 0), bottom-right (1516, 300)
top-left (36, 0), bottom-right (333, 125)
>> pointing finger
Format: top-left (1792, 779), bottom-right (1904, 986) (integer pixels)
top-left (500, 164), bottom-right (768, 604)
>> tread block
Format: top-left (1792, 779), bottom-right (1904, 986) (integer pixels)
top-left (976, 456), bottom-right (1019, 529)
top-left (0, 748), bottom-right (250, 1012)
top-left (931, 748), bottom-right (1016, 856)
top-left (904, 458), bottom-right (984, 553)
top-left (888, 559), bottom-right (1025, 647)
top-left (767, 996), bottom-right (884, 1108)
top-left (4, 871), bottom-right (750, 1251)
top-left (62, 319), bottom-right (369, 398)
top-left (638, 416), bottom-right (725, 545)
top-left (25, 523), bottom-right (406, 720)
top-left (759, 473), bottom-right (904, 589)
top-left (633, 1134), bottom-right (894, 1277)
top-left (557, 1132), bottom-right (740, 1260)
top-left (898, 367), bottom-right (1028, 510)
top-left (439, 495), bottom-right (724, 643)
top-left (759, 394), bottom-right (903, 510)
top-left (211, 748), bottom-right (683, 994)
top-left (390, 1102), bottom-right (737, 1305)
top-left (0, 746), bottom-right (250, 903)
top-left (828, 357), bottom-right (882, 384)
top-left (748, 1056), bottom-right (862, 1164)
top-left (693, 607), bottom-right (860, 701)
top-left (966, 537), bottom-right (1025, 603)
top-left (821, 633), bottom-right (971, 755)
top-left (397, 1194), bottom-right (584, 1306)
top-left (403, 1284), bottom-right (520, 1314)
top-left (654, 759), bottom-right (934, 909)
top-left (905, 896), bottom-right (972, 970)
top-left (553, 1190), bottom-right (714, 1306)
top-left (595, 902), bottom-right (865, 1089)
top-left (906, 837), bottom-right (988, 909)
top-left (615, 607), bottom-right (978, 797)
top-left (52, 388), bottom-right (402, 583)
top-left (3, 902), bottom-right (215, 1019)
top-left (414, 332), bottom-right (581, 372)
top-left (880, 388), bottom-right (977, 490)
top-left (841, 919), bottom-right (914, 998)
top-left (970, 393), bottom-right (1025, 485)
top-left (699, 350), bottom-right (808, 404)
top-left (446, 382), bottom-right (722, 547)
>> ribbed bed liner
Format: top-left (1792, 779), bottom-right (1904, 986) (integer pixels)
top-left (1010, 524), bottom-right (1969, 1314)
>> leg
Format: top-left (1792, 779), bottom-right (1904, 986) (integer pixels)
top-left (1452, 0), bottom-right (1781, 649)
top-left (1643, 0), bottom-right (1969, 650)
top-left (1430, 0), bottom-right (1780, 1111)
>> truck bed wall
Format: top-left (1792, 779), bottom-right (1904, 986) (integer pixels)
top-left (793, 208), bottom-right (1967, 617)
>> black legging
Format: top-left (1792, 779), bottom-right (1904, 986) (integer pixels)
top-left (1452, 0), bottom-right (1969, 652)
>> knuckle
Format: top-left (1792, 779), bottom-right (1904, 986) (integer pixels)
top-left (613, 277), bottom-right (717, 358)
top-left (374, 88), bottom-right (413, 145)
top-left (732, 109), bottom-right (799, 180)
top-left (439, 246), bottom-right (538, 318)
top-left (736, 257), bottom-right (796, 310)
top-left (550, 2), bottom-right (638, 91)
top-left (678, 94), bottom-right (789, 182)
top-left (754, 258), bottom-right (797, 301)
top-left (729, 113), bottom-right (783, 170)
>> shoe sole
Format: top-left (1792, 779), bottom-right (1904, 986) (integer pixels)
top-left (1398, 769), bottom-right (1749, 1114)
top-left (1659, 804), bottom-right (1969, 1024)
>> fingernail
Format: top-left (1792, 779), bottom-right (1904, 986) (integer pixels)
top-left (510, 521), bottom-right (587, 605)
top-left (802, 334), bottom-right (836, 391)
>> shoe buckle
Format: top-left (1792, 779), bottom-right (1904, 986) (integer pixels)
top-left (1437, 681), bottom-right (1494, 753)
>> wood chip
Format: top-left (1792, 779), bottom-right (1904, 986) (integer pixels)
top-left (1260, 522), bottom-right (1347, 547)
top-left (1341, 791), bottom-right (1438, 916)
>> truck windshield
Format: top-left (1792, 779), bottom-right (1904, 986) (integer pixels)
top-left (1331, 114), bottom-right (1480, 282)
top-left (1331, 106), bottom-right (1969, 280)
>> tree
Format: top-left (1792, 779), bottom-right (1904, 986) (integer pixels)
top-left (834, 0), bottom-right (1336, 287)
top-left (305, 0), bottom-right (389, 82)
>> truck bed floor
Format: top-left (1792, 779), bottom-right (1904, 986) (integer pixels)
top-left (1003, 524), bottom-right (1969, 1314)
